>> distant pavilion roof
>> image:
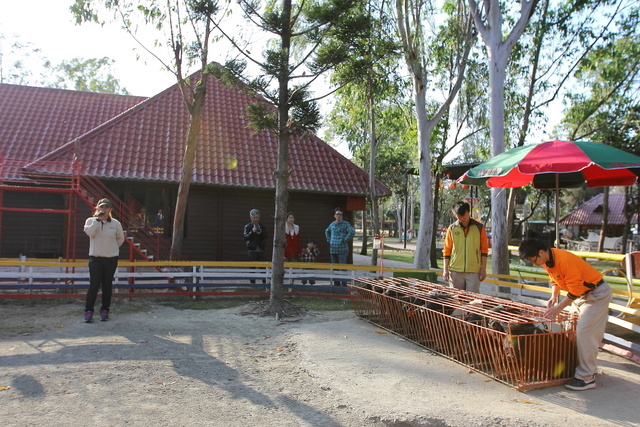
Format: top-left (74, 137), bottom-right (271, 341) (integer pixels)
top-left (442, 163), bottom-right (480, 181)
top-left (559, 193), bottom-right (637, 226)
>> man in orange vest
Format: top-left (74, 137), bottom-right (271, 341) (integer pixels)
top-left (442, 201), bottom-right (488, 293)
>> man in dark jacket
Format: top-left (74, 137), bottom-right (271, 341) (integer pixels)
top-left (244, 209), bottom-right (267, 283)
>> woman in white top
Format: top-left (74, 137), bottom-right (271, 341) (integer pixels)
top-left (83, 198), bottom-right (124, 323)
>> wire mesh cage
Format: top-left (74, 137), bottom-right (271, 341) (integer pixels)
top-left (349, 277), bottom-right (578, 391)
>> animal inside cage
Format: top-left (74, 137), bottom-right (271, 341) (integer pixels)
top-left (349, 277), bottom-right (578, 391)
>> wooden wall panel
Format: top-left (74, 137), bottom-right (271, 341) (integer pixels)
top-left (1, 183), bottom-right (359, 263)
top-left (0, 192), bottom-right (66, 258)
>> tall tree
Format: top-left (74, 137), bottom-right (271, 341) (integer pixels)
top-left (71, 0), bottom-right (223, 258)
top-left (501, 0), bottom-right (637, 244)
top-left (328, 0), bottom-right (403, 265)
top-left (426, 1), bottom-right (488, 268)
top-left (218, 0), bottom-right (368, 315)
top-left (466, 0), bottom-right (537, 275)
top-left (396, 0), bottom-right (475, 269)
top-left (325, 83), bottom-right (417, 250)
top-left (560, 6), bottom-right (640, 249)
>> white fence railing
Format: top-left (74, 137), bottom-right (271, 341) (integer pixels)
top-left (1, 258), bottom-right (638, 358)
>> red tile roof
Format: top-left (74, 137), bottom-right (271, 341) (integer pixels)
top-left (559, 193), bottom-right (637, 226)
top-left (0, 84), bottom-right (146, 162)
top-left (20, 73), bottom-right (390, 197)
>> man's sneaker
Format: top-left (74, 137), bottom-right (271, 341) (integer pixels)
top-left (84, 310), bottom-right (93, 323)
top-left (99, 310), bottom-right (109, 321)
top-left (564, 377), bottom-right (596, 391)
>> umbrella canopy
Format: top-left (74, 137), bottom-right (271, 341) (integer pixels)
top-left (458, 140), bottom-right (640, 247)
top-left (459, 140), bottom-right (640, 189)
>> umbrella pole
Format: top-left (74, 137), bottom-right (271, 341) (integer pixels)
top-left (554, 174), bottom-right (560, 248)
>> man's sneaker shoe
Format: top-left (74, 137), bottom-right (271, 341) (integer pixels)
top-left (84, 310), bottom-right (93, 323)
top-left (564, 378), bottom-right (596, 391)
top-left (100, 310), bottom-right (109, 321)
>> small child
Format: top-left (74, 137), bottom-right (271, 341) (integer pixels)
top-left (299, 239), bottom-right (320, 284)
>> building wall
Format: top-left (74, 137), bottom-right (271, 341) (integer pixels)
top-left (183, 186), bottom-right (354, 262)
top-left (0, 191), bottom-right (67, 258)
top-left (1, 182), bottom-right (359, 263)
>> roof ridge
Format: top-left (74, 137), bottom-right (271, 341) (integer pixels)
top-left (26, 85), bottom-right (172, 166)
top-left (9, 70), bottom-right (391, 197)
top-left (0, 82), bottom-right (146, 100)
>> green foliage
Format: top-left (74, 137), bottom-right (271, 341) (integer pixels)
top-left (323, 0), bottom-right (407, 186)
top-left (227, 0), bottom-right (370, 135)
top-left (559, 5), bottom-right (640, 147)
top-left (289, 86), bottom-right (321, 133)
top-left (188, 0), bottom-right (220, 17)
top-left (71, 0), bottom-right (221, 71)
top-left (50, 57), bottom-right (130, 94)
top-left (246, 103), bottom-right (278, 132)
top-left (70, 0), bottom-right (101, 24)
top-left (0, 32), bottom-right (128, 94)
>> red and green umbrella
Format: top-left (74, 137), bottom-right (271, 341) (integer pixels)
top-left (459, 140), bottom-right (640, 189)
top-left (458, 140), bottom-right (640, 245)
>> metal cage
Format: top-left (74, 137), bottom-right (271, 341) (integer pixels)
top-left (349, 277), bottom-right (578, 391)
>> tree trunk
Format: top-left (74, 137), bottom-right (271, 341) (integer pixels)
top-left (360, 211), bottom-right (368, 255)
top-left (268, 0), bottom-right (293, 315)
top-left (487, 42), bottom-right (509, 275)
top-left (467, 0), bottom-right (538, 275)
top-left (409, 191), bottom-right (415, 243)
top-left (506, 188), bottom-right (517, 244)
top-left (270, 127), bottom-right (289, 310)
top-left (598, 187), bottom-right (609, 252)
top-left (413, 79), bottom-right (434, 269)
top-left (368, 88), bottom-right (379, 266)
top-left (170, 80), bottom-right (207, 259)
top-left (430, 173), bottom-right (441, 268)
top-left (623, 186), bottom-right (631, 251)
top-left (396, 1), bottom-right (472, 270)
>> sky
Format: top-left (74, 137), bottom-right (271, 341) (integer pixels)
top-left (0, 0), bottom-right (186, 96)
top-left (0, 0), bottom-right (351, 154)
top-left (0, 0), bottom-right (565, 163)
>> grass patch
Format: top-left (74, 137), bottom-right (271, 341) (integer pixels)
top-left (379, 251), bottom-right (415, 264)
top-left (356, 247), bottom-right (415, 264)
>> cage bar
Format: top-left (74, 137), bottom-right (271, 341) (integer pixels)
top-left (349, 277), bottom-right (578, 391)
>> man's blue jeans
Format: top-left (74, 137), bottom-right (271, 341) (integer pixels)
top-left (330, 252), bottom-right (348, 286)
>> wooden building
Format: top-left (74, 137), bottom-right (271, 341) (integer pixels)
top-left (558, 192), bottom-right (637, 238)
top-left (0, 75), bottom-right (389, 262)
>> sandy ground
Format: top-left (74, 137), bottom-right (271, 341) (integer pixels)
top-left (1, 300), bottom-right (639, 427)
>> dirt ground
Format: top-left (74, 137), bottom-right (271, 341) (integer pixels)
top-left (1, 299), bottom-right (639, 427)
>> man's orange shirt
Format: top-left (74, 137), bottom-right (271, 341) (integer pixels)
top-left (543, 248), bottom-right (603, 299)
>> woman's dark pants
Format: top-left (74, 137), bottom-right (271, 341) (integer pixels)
top-left (85, 256), bottom-right (118, 312)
